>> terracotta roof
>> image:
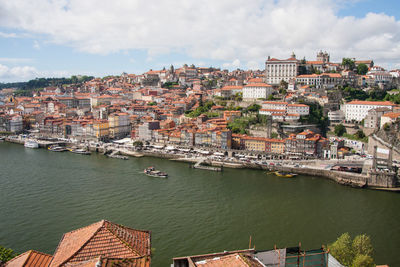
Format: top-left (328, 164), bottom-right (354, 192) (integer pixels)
top-left (63, 256), bottom-right (150, 267)
top-left (5, 250), bottom-right (53, 267)
top-left (193, 253), bottom-right (262, 267)
top-left (244, 83), bottom-right (272, 88)
top-left (382, 112), bottom-right (400, 119)
top-left (262, 101), bottom-right (287, 105)
top-left (49, 220), bottom-right (151, 267)
top-left (347, 100), bottom-right (394, 106)
top-left (306, 61), bottom-right (324, 65)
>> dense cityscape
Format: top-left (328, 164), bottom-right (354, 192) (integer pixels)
top-left (1, 52), bottom-right (399, 266)
top-left (1, 0), bottom-right (400, 266)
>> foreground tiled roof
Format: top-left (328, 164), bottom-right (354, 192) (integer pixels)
top-left (5, 250), bottom-right (53, 267)
top-left (49, 220), bottom-right (151, 267)
top-left (62, 256), bottom-right (150, 267)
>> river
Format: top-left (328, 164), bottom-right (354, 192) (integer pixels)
top-left (0, 142), bottom-right (399, 266)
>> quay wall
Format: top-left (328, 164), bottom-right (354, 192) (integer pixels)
top-left (3, 137), bottom-right (398, 190)
top-left (266, 165), bottom-right (398, 189)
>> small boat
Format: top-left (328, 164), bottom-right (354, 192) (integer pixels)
top-left (48, 145), bottom-right (68, 152)
top-left (0, 136), bottom-right (5, 142)
top-left (144, 167), bottom-right (168, 178)
top-left (274, 171), bottom-right (297, 178)
top-left (107, 154), bottom-right (129, 160)
top-left (24, 140), bottom-right (39, 149)
top-left (69, 148), bottom-right (91, 155)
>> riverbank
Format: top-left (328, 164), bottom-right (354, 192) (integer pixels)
top-left (1, 141), bottom-right (399, 266)
top-left (3, 136), bottom-right (399, 191)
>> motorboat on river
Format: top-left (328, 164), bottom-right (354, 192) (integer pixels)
top-left (24, 140), bottom-right (39, 149)
top-left (144, 167), bottom-right (168, 178)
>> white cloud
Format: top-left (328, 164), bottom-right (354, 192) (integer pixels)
top-left (0, 58), bottom-right (33, 64)
top-left (0, 63), bottom-right (70, 82)
top-left (33, 40), bottom-right (40, 49)
top-left (222, 59), bottom-right (241, 69)
top-left (0, 0), bottom-right (400, 69)
top-left (0, 31), bottom-right (18, 38)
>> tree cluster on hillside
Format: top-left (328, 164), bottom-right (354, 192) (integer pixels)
top-left (340, 86), bottom-right (387, 102)
top-left (299, 101), bottom-right (328, 136)
top-left (0, 76), bottom-right (94, 95)
top-left (185, 101), bottom-right (215, 118)
top-left (342, 58), bottom-right (356, 71)
top-left (227, 116), bottom-right (258, 134)
top-left (328, 233), bottom-right (375, 267)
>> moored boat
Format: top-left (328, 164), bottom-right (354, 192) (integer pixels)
top-left (144, 167), bottom-right (168, 178)
top-left (274, 171), bottom-right (297, 178)
top-left (48, 145), bottom-right (68, 152)
top-left (24, 140), bottom-right (39, 149)
top-left (69, 148), bottom-right (91, 155)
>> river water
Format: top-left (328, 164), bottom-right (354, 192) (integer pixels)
top-left (0, 142), bottom-right (399, 266)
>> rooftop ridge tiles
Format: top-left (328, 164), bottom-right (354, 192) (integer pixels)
top-left (103, 222), bottom-right (146, 257)
top-left (55, 221), bottom-right (106, 267)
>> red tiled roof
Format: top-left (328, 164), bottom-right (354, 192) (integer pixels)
top-left (49, 220), bottom-right (151, 267)
top-left (194, 253), bottom-right (250, 266)
top-left (382, 112), bottom-right (400, 119)
top-left (347, 100), bottom-right (394, 106)
top-left (244, 83), bottom-right (272, 88)
top-left (5, 250), bottom-right (53, 267)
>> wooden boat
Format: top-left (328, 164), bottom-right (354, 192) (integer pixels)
top-left (274, 171), bottom-right (297, 178)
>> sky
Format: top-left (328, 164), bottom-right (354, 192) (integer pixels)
top-left (0, 0), bottom-right (400, 83)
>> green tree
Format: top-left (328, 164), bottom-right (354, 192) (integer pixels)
top-left (279, 80), bottom-right (288, 89)
top-left (0, 245), bottom-right (18, 263)
top-left (334, 124), bottom-right (346, 137)
top-left (354, 130), bottom-right (366, 140)
top-left (246, 104), bottom-right (261, 113)
top-left (352, 234), bottom-right (373, 257)
top-left (357, 63), bottom-right (369, 75)
top-left (342, 58), bottom-right (355, 70)
top-left (329, 233), bottom-right (354, 266)
top-left (353, 254), bottom-right (374, 267)
top-left (328, 233), bottom-right (375, 267)
top-left (383, 123), bottom-right (390, 131)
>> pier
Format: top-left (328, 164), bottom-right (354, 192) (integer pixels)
top-left (190, 158), bottom-right (223, 172)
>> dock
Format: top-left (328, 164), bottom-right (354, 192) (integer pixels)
top-left (191, 158), bottom-right (223, 172)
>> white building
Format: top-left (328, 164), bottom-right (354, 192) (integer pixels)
top-left (265, 53), bottom-right (299, 85)
top-left (296, 73), bottom-right (342, 89)
top-left (261, 101), bottom-right (309, 116)
top-left (343, 100), bottom-right (395, 122)
top-left (287, 104), bottom-right (309, 116)
top-left (219, 85), bottom-right (243, 98)
top-left (243, 83), bottom-right (273, 100)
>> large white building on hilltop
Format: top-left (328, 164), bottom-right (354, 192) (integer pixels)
top-left (243, 83), bottom-right (273, 100)
top-left (343, 100), bottom-right (395, 122)
top-left (265, 53), bottom-right (299, 85)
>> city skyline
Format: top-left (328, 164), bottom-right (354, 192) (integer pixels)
top-left (1, 0), bottom-right (400, 82)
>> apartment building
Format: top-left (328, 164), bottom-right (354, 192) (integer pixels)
top-left (242, 83), bottom-right (273, 100)
top-left (343, 100), bottom-right (395, 122)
